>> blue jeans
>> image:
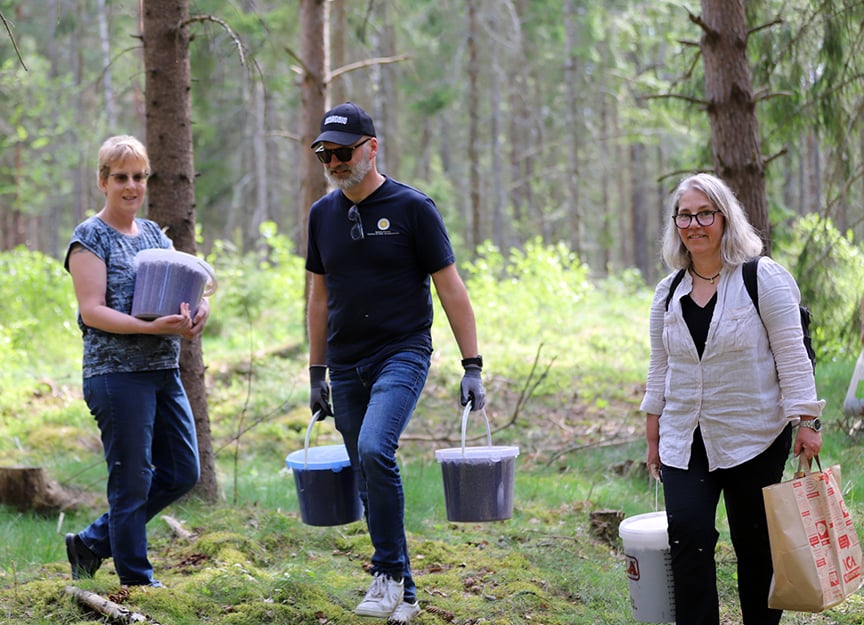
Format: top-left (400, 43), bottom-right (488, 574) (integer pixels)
top-left (662, 425), bottom-right (791, 625)
top-left (79, 369), bottom-right (200, 585)
top-left (330, 350), bottom-right (430, 603)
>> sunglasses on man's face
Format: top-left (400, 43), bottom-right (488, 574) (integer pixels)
top-left (314, 138), bottom-right (371, 164)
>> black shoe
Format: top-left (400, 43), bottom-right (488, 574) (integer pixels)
top-left (65, 533), bottom-right (103, 580)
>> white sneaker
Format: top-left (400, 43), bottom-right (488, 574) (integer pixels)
top-left (387, 601), bottom-right (421, 624)
top-left (355, 572), bottom-right (404, 617)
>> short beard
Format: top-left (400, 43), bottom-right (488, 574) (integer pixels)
top-left (325, 151), bottom-right (373, 191)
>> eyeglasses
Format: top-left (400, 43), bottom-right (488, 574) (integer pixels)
top-left (109, 172), bottom-right (150, 184)
top-left (348, 205), bottom-right (364, 240)
top-left (673, 209), bottom-right (721, 228)
top-left (314, 138), bottom-right (371, 164)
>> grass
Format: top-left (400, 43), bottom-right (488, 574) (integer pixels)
top-left (2, 247), bottom-right (864, 623)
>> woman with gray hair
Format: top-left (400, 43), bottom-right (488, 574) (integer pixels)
top-left (641, 172), bottom-right (824, 625)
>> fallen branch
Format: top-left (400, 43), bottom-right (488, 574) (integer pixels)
top-left (162, 514), bottom-right (195, 540)
top-left (544, 435), bottom-right (641, 467)
top-left (64, 586), bottom-right (160, 624)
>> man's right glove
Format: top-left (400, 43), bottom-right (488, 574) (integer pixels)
top-left (459, 356), bottom-right (486, 411)
top-left (309, 365), bottom-right (333, 420)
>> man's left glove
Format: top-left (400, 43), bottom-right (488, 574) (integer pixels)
top-left (459, 356), bottom-right (486, 411)
top-left (309, 365), bottom-right (333, 420)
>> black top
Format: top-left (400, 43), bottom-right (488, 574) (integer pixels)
top-left (681, 292), bottom-right (717, 359)
top-left (306, 177), bottom-right (456, 370)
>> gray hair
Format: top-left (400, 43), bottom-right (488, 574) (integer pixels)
top-left (661, 172), bottom-right (764, 270)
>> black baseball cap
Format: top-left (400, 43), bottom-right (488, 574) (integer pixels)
top-left (311, 102), bottom-right (376, 147)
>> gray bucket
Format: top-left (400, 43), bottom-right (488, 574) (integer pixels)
top-left (435, 406), bottom-right (519, 522)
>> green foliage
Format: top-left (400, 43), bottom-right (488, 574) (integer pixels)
top-left (0, 248), bottom-right (80, 413)
top-left (463, 237), bottom-right (592, 346)
top-left (774, 214), bottom-right (864, 361)
top-left (0, 52), bottom-right (80, 217)
top-left (204, 222), bottom-right (306, 360)
top-left (4, 234), bottom-right (864, 624)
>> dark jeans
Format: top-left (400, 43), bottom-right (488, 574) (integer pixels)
top-left (79, 369), bottom-right (200, 585)
top-left (662, 425), bottom-right (792, 625)
top-left (329, 350), bottom-right (430, 603)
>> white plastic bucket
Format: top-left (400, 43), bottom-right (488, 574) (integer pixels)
top-left (619, 511), bottom-right (675, 623)
top-left (284, 412), bottom-right (362, 527)
top-left (131, 248), bottom-right (216, 320)
top-left (434, 405), bottom-right (519, 522)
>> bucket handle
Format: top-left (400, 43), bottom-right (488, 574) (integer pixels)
top-left (460, 403), bottom-right (492, 457)
top-left (302, 411), bottom-right (323, 468)
top-left (196, 257), bottom-right (218, 296)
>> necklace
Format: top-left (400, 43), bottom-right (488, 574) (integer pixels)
top-left (690, 266), bottom-right (721, 284)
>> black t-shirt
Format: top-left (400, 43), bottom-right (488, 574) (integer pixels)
top-left (306, 177), bottom-right (456, 369)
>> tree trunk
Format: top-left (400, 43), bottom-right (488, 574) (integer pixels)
top-left (466, 0), bottom-right (481, 251)
top-left (141, 0), bottom-right (218, 503)
top-left (630, 142), bottom-right (649, 278)
top-left (564, 0), bottom-right (583, 259)
top-left (699, 0), bottom-right (769, 253)
top-left (329, 0), bottom-right (347, 106)
top-left (299, 0), bottom-right (328, 258)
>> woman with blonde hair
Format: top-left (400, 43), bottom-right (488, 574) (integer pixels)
top-left (63, 135), bottom-right (209, 587)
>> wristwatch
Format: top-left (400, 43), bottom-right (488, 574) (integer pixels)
top-left (798, 418), bottom-right (822, 432)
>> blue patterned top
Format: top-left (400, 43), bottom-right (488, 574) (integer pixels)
top-left (64, 216), bottom-right (180, 379)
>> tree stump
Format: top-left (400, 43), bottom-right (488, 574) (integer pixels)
top-left (589, 509), bottom-right (625, 546)
top-left (0, 466), bottom-right (70, 513)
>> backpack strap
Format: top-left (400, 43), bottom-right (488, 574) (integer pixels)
top-left (664, 269), bottom-right (687, 312)
top-left (742, 257), bottom-right (761, 314)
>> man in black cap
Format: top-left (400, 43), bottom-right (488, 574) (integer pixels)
top-left (305, 102), bottom-right (485, 624)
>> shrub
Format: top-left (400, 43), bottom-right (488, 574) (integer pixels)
top-left (774, 214), bottom-right (864, 362)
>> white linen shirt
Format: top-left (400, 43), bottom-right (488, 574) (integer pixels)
top-left (640, 257), bottom-right (824, 471)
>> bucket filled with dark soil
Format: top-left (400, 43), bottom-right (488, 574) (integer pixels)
top-left (435, 405), bottom-right (519, 522)
top-left (285, 412), bottom-right (362, 527)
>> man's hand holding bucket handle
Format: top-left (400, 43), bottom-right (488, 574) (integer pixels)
top-left (309, 365), bottom-right (333, 420)
top-left (460, 355), bottom-right (486, 411)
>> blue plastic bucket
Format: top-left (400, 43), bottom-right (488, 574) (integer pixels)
top-left (285, 415), bottom-right (362, 527)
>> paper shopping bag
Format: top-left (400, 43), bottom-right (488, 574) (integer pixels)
top-left (763, 458), bottom-right (863, 612)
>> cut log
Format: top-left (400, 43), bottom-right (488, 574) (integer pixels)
top-left (64, 585), bottom-right (160, 624)
top-left (0, 466), bottom-right (71, 513)
top-left (162, 514), bottom-right (195, 540)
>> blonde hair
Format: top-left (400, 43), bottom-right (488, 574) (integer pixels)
top-left (661, 172), bottom-right (764, 270)
top-left (97, 135), bottom-right (150, 183)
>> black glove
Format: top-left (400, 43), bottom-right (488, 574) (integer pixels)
top-left (309, 365), bottom-right (333, 420)
top-left (460, 360), bottom-right (486, 411)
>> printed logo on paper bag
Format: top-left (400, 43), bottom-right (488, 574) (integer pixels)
top-left (844, 554), bottom-right (861, 583)
top-left (626, 555), bottom-right (640, 581)
top-left (817, 520), bottom-right (830, 543)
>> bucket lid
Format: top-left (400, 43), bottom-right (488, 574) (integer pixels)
top-left (134, 248), bottom-right (216, 287)
top-left (434, 445), bottom-right (519, 464)
top-left (286, 444), bottom-right (352, 471)
top-left (618, 511), bottom-right (669, 549)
